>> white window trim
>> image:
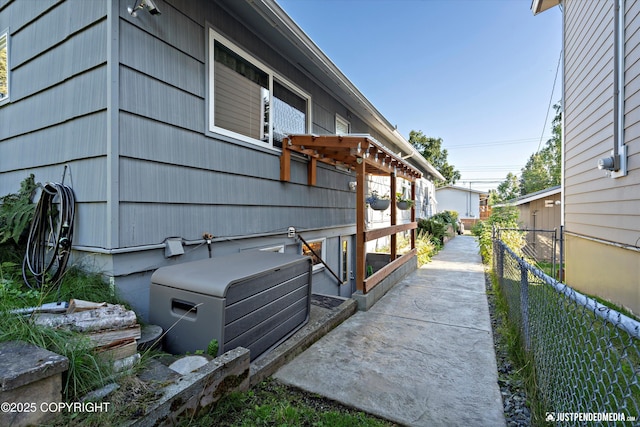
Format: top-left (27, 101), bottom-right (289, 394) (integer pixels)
top-left (259, 245), bottom-right (285, 253)
top-left (207, 28), bottom-right (311, 149)
top-left (302, 237), bottom-right (326, 272)
top-left (335, 114), bottom-right (350, 134)
top-left (0, 29), bottom-right (9, 104)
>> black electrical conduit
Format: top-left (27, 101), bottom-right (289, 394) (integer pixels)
top-left (22, 182), bottom-right (76, 289)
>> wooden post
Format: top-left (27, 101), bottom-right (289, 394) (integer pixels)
top-left (307, 157), bottom-right (317, 186)
top-left (411, 181), bottom-right (416, 250)
top-left (280, 140), bottom-right (291, 182)
top-left (390, 173), bottom-right (397, 261)
top-left (356, 159), bottom-right (366, 292)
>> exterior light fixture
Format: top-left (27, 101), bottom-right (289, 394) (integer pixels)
top-left (128, 0), bottom-right (161, 17)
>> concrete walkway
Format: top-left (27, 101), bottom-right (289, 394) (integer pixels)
top-left (274, 235), bottom-right (505, 426)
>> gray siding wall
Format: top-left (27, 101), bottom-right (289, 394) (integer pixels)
top-left (1, 0), bottom-right (384, 251)
top-left (0, 0), bottom-right (407, 315)
top-left (116, 0), bottom-right (365, 249)
top-left (0, 0), bottom-right (109, 248)
top-left (563, 0), bottom-right (640, 246)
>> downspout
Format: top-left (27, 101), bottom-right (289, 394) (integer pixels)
top-left (599, 0), bottom-right (628, 177)
top-left (613, 0), bottom-right (628, 177)
top-left (560, 1), bottom-right (565, 229)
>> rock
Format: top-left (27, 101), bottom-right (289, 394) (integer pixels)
top-left (168, 356), bottom-right (209, 375)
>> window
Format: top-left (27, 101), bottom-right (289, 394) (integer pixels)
top-left (0, 31), bottom-right (8, 102)
top-left (301, 238), bottom-right (325, 271)
top-left (209, 29), bottom-right (310, 149)
top-left (336, 114), bottom-right (350, 134)
top-left (273, 81), bottom-right (307, 147)
top-left (341, 239), bottom-right (349, 282)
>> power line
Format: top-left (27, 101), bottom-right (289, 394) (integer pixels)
top-left (446, 137), bottom-right (543, 149)
top-left (537, 48), bottom-right (563, 153)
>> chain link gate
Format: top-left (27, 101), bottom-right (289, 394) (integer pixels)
top-left (493, 238), bottom-right (640, 425)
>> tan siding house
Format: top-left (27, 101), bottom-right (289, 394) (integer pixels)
top-left (505, 186), bottom-right (561, 266)
top-left (534, 0), bottom-right (640, 315)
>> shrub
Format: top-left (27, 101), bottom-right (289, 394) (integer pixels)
top-left (0, 174), bottom-right (38, 246)
top-left (472, 205), bottom-right (525, 264)
top-left (415, 232), bottom-right (437, 266)
top-left (417, 210), bottom-right (459, 245)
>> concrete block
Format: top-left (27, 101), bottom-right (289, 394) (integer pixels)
top-left (0, 341), bottom-right (68, 427)
top-left (126, 347), bottom-right (250, 427)
top-left (353, 256), bottom-right (417, 311)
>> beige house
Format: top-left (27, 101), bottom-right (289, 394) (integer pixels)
top-left (534, 0), bottom-right (640, 315)
top-left (510, 186), bottom-right (561, 231)
top-left (506, 186), bottom-right (561, 267)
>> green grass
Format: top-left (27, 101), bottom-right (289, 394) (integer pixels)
top-left (489, 272), bottom-right (545, 425)
top-left (494, 254), bottom-right (640, 426)
top-left (176, 378), bottom-right (395, 427)
top-left (0, 257), bottom-right (125, 400)
top-left (0, 306), bottom-right (115, 400)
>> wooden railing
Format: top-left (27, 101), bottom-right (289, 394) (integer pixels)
top-left (356, 167), bottom-right (417, 294)
top-left (362, 223), bottom-right (417, 293)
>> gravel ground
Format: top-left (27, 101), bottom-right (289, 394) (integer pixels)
top-left (485, 271), bottom-right (532, 427)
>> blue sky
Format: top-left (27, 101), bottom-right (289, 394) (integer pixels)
top-left (276, 0), bottom-right (563, 191)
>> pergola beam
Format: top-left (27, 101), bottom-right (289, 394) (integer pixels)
top-left (280, 134), bottom-right (422, 295)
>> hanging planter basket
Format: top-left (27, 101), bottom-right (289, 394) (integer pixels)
top-left (369, 199), bottom-right (391, 211)
top-left (396, 201), bottom-right (413, 210)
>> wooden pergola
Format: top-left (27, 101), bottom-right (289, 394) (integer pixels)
top-left (280, 134), bottom-right (422, 294)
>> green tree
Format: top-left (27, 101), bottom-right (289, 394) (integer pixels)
top-left (539, 102), bottom-right (562, 186)
top-left (409, 130), bottom-right (461, 186)
top-left (520, 152), bottom-right (552, 195)
top-left (519, 102), bottom-right (562, 195)
top-left (492, 172), bottom-right (520, 204)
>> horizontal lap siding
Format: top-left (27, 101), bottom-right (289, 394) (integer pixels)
top-left (0, 112), bottom-right (106, 181)
top-left (563, 0), bottom-right (615, 240)
top-left (564, 0), bottom-right (640, 247)
top-left (117, 0), bottom-right (356, 248)
top-left (623, 0), bottom-right (640, 245)
top-left (0, 0), bottom-right (109, 247)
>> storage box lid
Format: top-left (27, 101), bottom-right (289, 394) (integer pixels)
top-left (150, 251), bottom-right (310, 297)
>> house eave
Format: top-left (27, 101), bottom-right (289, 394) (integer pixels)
top-left (531, 0), bottom-right (561, 15)
top-left (218, 0), bottom-right (442, 182)
top-left (497, 185), bottom-right (561, 207)
top-left (436, 185), bottom-right (487, 195)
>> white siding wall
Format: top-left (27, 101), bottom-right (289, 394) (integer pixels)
top-left (435, 188), bottom-right (480, 219)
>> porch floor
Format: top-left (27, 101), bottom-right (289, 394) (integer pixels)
top-left (273, 235), bottom-right (505, 426)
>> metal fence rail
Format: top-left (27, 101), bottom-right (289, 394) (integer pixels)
top-left (493, 239), bottom-right (640, 426)
top-left (496, 227), bottom-right (562, 279)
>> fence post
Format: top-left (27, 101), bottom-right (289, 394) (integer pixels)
top-left (559, 225), bottom-right (564, 282)
top-left (552, 228), bottom-right (557, 279)
top-left (497, 241), bottom-right (504, 284)
top-left (520, 263), bottom-right (530, 351)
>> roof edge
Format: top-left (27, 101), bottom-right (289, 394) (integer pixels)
top-left (256, 1), bottom-right (443, 182)
top-left (531, 0), bottom-right (561, 15)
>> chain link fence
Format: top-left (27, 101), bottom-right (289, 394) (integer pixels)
top-left (496, 227), bottom-right (562, 280)
top-left (493, 238), bottom-right (640, 426)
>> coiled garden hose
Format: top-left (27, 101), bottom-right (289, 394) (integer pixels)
top-left (22, 182), bottom-right (76, 289)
